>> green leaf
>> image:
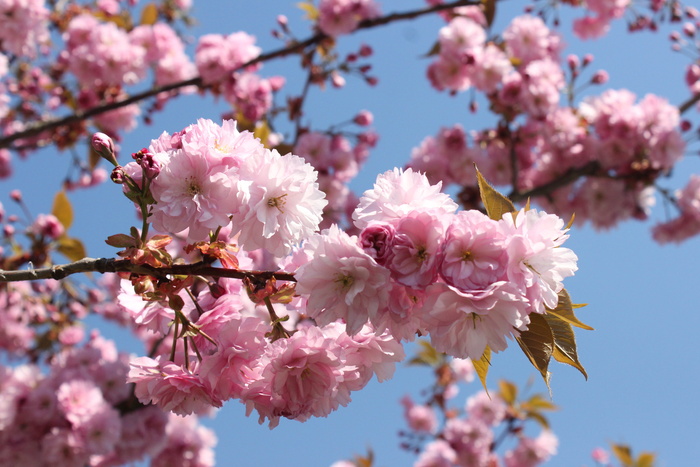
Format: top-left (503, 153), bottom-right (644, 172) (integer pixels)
top-left (105, 233), bottom-right (136, 248)
top-left (546, 289), bottom-right (593, 330)
top-left (140, 3), bottom-right (159, 25)
top-left (297, 1), bottom-right (319, 21)
top-left (544, 312), bottom-right (588, 379)
top-left (482, 0), bottom-right (496, 27)
top-left (475, 167), bottom-right (516, 221)
top-left (407, 340), bottom-right (443, 367)
top-left (611, 444), bottom-right (634, 467)
top-left (636, 452), bottom-right (656, 467)
top-left (523, 393), bottom-right (558, 411)
top-left (88, 145), bottom-right (101, 171)
top-left (515, 313), bottom-right (554, 390)
top-left (422, 40), bottom-right (441, 58)
top-left (472, 347), bottom-right (491, 394)
top-left (52, 191), bottom-right (73, 231)
top-left (498, 380), bottom-right (517, 405)
top-left (253, 120), bottom-right (271, 147)
top-left (56, 236), bottom-right (87, 262)
top-left (525, 410), bottom-right (550, 429)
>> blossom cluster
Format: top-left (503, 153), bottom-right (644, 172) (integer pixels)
top-left (0, 333), bottom-right (216, 467)
top-left (409, 389), bottom-right (558, 467)
top-left (0, 0), bottom-right (49, 58)
top-left (317, 0), bottom-right (381, 37)
top-left (297, 168), bottom-right (577, 358)
top-left (415, 10), bottom-right (685, 233)
top-left (194, 30), bottom-right (286, 122)
top-left (115, 118), bottom-right (577, 427)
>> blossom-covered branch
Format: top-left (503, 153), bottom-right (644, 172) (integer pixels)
top-left (0, 0), bottom-right (480, 151)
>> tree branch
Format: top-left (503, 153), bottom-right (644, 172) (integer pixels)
top-left (0, 0), bottom-right (480, 151)
top-left (508, 161), bottom-right (601, 203)
top-left (679, 93), bottom-right (700, 115)
top-left (0, 257), bottom-right (296, 283)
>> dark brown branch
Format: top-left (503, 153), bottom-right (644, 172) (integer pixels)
top-left (0, 0), bottom-right (480, 151)
top-left (508, 161), bottom-right (601, 203)
top-left (679, 93), bottom-right (700, 115)
top-left (0, 257), bottom-right (296, 283)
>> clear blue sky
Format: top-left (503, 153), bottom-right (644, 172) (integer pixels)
top-left (4, 1), bottom-right (699, 466)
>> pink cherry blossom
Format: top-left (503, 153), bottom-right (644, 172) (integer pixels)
top-left (353, 168), bottom-right (457, 229)
top-left (443, 417), bottom-right (494, 466)
top-left (230, 148), bottom-right (327, 256)
top-left (296, 224), bottom-right (391, 335)
top-left (318, 0), bottom-right (381, 37)
top-left (466, 390), bottom-right (507, 426)
top-left (401, 395), bottom-right (438, 434)
top-left (149, 143), bottom-right (238, 241)
top-left (421, 282), bottom-right (529, 359)
top-left (503, 15), bottom-right (562, 65)
top-left (504, 430), bottom-right (558, 467)
top-left (150, 414), bottom-right (217, 467)
top-left (0, 0), bottom-right (49, 58)
top-left (62, 14), bottom-right (146, 87)
top-left (128, 356), bottom-right (222, 416)
top-left (242, 325), bottom-right (353, 428)
top-left (500, 209), bottom-right (578, 313)
top-left (414, 439), bottom-right (458, 467)
top-left (384, 210), bottom-right (446, 289)
top-left (440, 210), bottom-right (509, 292)
top-left (195, 32), bottom-right (261, 84)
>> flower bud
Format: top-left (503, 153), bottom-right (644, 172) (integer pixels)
top-left (111, 166), bottom-right (125, 184)
top-left (91, 132), bottom-right (118, 166)
top-left (9, 189), bottom-right (21, 202)
top-left (591, 70), bottom-right (609, 84)
top-left (353, 110), bottom-right (373, 126)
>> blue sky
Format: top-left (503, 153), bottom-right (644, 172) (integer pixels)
top-left (3, 1), bottom-right (699, 466)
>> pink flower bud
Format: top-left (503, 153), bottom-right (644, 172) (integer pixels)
top-left (353, 110), bottom-right (373, 126)
top-left (567, 54), bottom-right (580, 70)
top-left (582, 53), bottom-right (594, 66)
top-left (277, 15), bottom-right (288, 27)
top-left (3, 224), bottom-right (14, 237)
top-left (591, 70), bottom-right (609, 84)
top-left (359, 44), bottom-right (373, 57)
top-left (91, 132), bottom-right (118, 166)
top-left (10, 189), bottom-right (21, 202)
top-left (330, 71), bottom-right (346, 88)
top-left (31, 213), bottom-right (64, 240)
top-left (683, 21), bottom-right (696, 36)
top-left (111, 166), bottom-right (125, 184)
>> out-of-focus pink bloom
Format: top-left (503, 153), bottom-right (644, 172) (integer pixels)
top-left (30, 213), bottom-right (64, 240)
top-left (503, 15), bottom-right (562, 64)
top-left (504, 430), bottom-right (558, 467)
top-left (415, 439), bottom-right (458, 467)
top-left (195, 32), bottom-right (261, 84)
top-left (318, 0), bottom-right (381, 36)
top-left (401, 395), bottom-right (438, 434)
top-left (150, 414), bottom-right (217, 467)
top-left (591, 447), bottom-right (610, 464)
top-left (0, 0), bottom-right (49, 58)
top-left (466, 390), bottom-right (507, 426)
